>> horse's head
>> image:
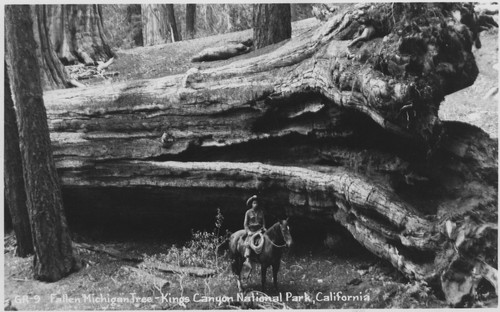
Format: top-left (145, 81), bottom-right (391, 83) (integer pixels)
top-left (279, 218), bottom-right (293, 247)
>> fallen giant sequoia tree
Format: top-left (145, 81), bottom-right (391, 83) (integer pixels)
top-left (44, 4), bottom-right (497, 304)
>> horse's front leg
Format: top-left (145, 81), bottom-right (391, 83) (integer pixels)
top-left (272, 262), bottom-right (280, 291)
top-left (261, 265), bottom-right (268, 292)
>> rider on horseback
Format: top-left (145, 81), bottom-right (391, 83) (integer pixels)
top-left (243, 195), bottom-right (266, 273)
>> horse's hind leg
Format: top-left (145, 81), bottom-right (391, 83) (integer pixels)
top-left (237, 277), bottom-right (243, 293)
top-left (244, 261), bottom-right (254, 281)
top-left (232, 258), bottom-right (244, 292)
top-left (272, 262), bottom-right (280, 291)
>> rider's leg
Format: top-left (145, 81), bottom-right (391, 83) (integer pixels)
top-left (243, 244), bottom-right (251, 268)
top-left (242, 235), bottom-right (253, 280)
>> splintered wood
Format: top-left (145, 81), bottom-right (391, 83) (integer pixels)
top-left (66, 57), bottom-right (118, 84)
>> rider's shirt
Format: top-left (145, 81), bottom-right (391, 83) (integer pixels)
top-left (244, 208), bottom-right (265, 233)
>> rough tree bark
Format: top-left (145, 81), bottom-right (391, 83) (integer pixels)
top-left (5, 5), bottom-right (76, 281)
top-left (253, 4), bottom-right (291, 49)
top-left (32, 5), bottom-right (71, 90)
top-left (4, 65), bottom-right (34, 257)
top-left (141, 4), bottom-right (169, 46)
top-left (165, 4), bottom-right (181, 42)
top-left (4, 200), bottom-right (13, 233)
top-left (185, 4), bottom-right (196, 40)
top-left (42, 3), bottom-right (496, 302)
top-left (127, 4), bottom-right (143, 47)
top-left (47, 4), bottom-right (113, 65)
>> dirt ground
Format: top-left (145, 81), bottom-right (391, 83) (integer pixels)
top-left (3, 17), bottom-right (498, 310)
top-left (4, 232), bottom-right (452, 310)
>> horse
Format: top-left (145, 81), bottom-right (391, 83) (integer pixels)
top-left (228, 219), bottom-right (293, 292)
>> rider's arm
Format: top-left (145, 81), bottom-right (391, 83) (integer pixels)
top-left (243, 210), bottom-right (250, 233)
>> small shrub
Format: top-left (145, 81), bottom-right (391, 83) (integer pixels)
top-left (147, 208), bottom-right (230, 271)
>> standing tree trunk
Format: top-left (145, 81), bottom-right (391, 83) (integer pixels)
top-left (185, 4), bottom-right (196, 40)
top-left (4, 200), bottom-right (13, 233)
top-left (47, 4), bottom-right (113, 65)
top-left (48, 5), bottom-right (75, 64)
top-left (127, 4), bottom-right (143, 46)
top-left (141, 4), bottom-right (169, 46)
top-left (32, 5), bottom-right (71, 90)
top-left (166, 4), bottom-right (181, 42)
top-left (253, 4), bottom-right (291, 49)
top-left (5, 5), bottom-right (75, 282)
top-left (4, 65), bottom-right (34, 257)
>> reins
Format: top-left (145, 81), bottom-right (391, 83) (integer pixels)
top-left (268, 238), bottom-right (287, 248)
top-left (265, 225), bottom-right (288, 248)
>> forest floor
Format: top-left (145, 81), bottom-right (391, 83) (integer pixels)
top-left (108, 18), bottom-right (321, 82)
top-left (4, 18), bottom-right (498, 310)
top-left (4, 230), bottom-right (455, 310)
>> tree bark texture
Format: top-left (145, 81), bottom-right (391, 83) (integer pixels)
top-left (31, 5), bottom-right (71, 90)
top-left (3, 65), bottom-right (34, 257)
top-left (253, 4), bottom-right (291, 49)
top-left (5, 5), bottom-right (75, 282)
top-left (165, 4), bottom-right (181, 42)
top-left (42, 3), bottom-right (496, 301)
top-left (141, 4), bottom-right (169, 46)
top-left (46, 4), bottom-right (113, 65)
top-left (126, 4), bottom-right (143, 47)
top-left (185, 4), bottom-right (196, 40)
top-left (4, 200), bottom-right (13, 233)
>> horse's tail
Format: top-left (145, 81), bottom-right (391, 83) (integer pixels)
top-left (216, 236), bottom-right (230, 256)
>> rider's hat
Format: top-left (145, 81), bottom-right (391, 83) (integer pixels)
top-left (246, 195), bottom-right (258, 207)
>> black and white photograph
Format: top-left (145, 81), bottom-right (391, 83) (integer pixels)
top-left (2, 1), bottom-right (498, 310)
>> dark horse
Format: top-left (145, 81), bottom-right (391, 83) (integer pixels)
top-left (228, 219), bottom-right (292, 292)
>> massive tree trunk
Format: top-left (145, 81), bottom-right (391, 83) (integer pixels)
top-left (47, 4), bottom-right (113, 65)
top-left (4, 65), bottom-right (34, 257)
top-left (141, 4), bottom-right (169, 46)
top-left (253, 4), bottom-right (291, 49)
top-left (165, 4), bottom-right (181, 42)
top-left (127, 4), bottom-right (143, 47)
top-left (32, 5), bottom-right (71, 90)
top-left (5, 5), bottom-right (76, 282)
top-left (185, 4), bottom-right (196, 40)
top-left (42, 3), bottom-right (496, 302)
